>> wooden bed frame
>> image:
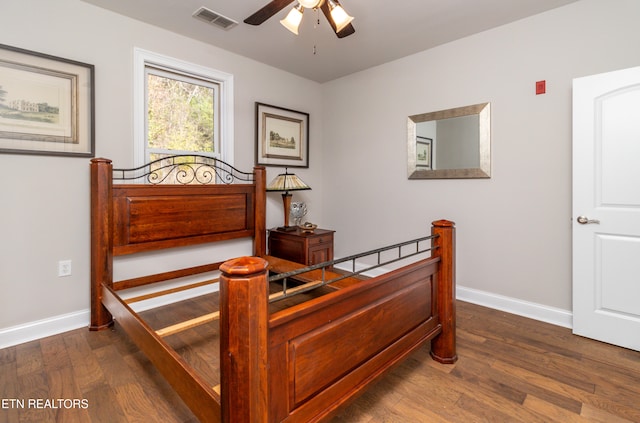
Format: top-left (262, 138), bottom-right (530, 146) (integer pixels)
top-left (90, 156), bottom-right (457, 423)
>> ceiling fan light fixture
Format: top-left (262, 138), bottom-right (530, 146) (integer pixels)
top-left (245, 0), bottom-right (355, 39)
top-left (328, 0), bottom-right (353, 33)
top-left (280, 3), bottom-right (304, 35)
top-left (298, 0), bottom-right (324, 8)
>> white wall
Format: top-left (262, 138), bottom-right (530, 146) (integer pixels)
top-left (0, 0), bottom-right (323, 344)
top-left (2, 0), bottom-right (639, 346)
top-left (321, 0), bottom-right (640, 316)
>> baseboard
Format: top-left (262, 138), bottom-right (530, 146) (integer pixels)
top-left (334, 262), bottom-right (574, 329)
top-left (457, 285), bottom-right (573, 329)
top-left (0, 279), bottom-right (572, 350)
top-left (0, 283), bottom-right (219, 350)
top-left (0, 309), bottom-right (90, 350)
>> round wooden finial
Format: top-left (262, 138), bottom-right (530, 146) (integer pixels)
top-left (90, 157), bottom-right (112, 164)
top-left (432, 219), bottom-right (455, 227)
top-left (220, 256), bottom-right (268, 276)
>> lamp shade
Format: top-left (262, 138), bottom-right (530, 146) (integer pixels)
top-left (267, 170), bottom-right (311, 230)
top-left (328, 0), bottom-right (354, 33)
top-left (267, 171), bottom-right (311, 193)
top-left (280, 5), bottom-right (304, 35)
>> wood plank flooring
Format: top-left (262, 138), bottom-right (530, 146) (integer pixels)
top-left (1, 300), bottom-right (639, 422)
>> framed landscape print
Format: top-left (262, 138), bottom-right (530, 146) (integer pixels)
top-left (255, 102), bottom-right (309, 168)
top-left (416, 136), bottom-right (432, 169)
top-left (0, 44), bottom-right (94, 157)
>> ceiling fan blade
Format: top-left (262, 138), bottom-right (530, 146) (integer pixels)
top-left (244, 0), bottom-right (295, 25)
top-left (320, 1), bottom-right (355, 38)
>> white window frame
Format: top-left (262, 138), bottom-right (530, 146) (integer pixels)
top-left (133, 48), bottom-right (234, 166)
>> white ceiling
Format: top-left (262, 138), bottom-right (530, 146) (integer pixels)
top-left (80, 0), bottom-right (579, 83)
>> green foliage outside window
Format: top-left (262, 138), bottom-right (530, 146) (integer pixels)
top-left (147, 74), bottom-right (215, 154)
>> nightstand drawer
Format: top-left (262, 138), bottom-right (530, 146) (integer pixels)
top-left (308, 234), bottom-right (333, 246)
top-left (268, 228), bottom-right (335, 266)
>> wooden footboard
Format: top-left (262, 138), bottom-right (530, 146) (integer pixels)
top-left (219, 221), bottom-right (456, 423)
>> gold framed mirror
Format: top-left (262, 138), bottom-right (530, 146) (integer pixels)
top-left (408, 102), bottom-right (491, 179)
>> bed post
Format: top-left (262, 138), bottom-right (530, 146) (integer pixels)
top-left (89, 158), bottom-right (114, 331)
top-left (430, 219), bottom-right (458, 363)
top-left (253, 166), bottom-right (267, 257)
top-left (219, 256), bottom-right (269, 423)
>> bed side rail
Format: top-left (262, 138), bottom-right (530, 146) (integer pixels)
top-left (101, 284), bottom-right (222, 423)
top-left (267, 232), bottom-right (438, 302)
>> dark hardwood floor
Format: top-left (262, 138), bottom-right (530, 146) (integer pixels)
top-left (1, 299), bottom-right (639, 422)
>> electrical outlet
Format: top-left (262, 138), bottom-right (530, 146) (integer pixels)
top-left (58, 260), bottom-right (72, 277)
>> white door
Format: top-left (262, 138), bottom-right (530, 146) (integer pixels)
top-left (573, 66), bottom-right (640, 351)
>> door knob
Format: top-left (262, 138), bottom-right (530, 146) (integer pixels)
top-left (577, 216), bottom-right (600, 224)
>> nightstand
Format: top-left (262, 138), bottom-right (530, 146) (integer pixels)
top-left (268, 228), bottom-right (335, 266)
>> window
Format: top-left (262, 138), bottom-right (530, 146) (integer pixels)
top-left (145, 66), bottom-right (219, 160)
top-left (134, 48), bottom-right (234, 167)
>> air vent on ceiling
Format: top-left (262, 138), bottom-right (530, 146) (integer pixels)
top-left (192, 7), bottom-right (238, 30)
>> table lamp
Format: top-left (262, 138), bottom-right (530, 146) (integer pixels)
top-left (266, 169), bottom-right (311, 231)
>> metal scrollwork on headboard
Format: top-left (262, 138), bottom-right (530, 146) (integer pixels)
top-left (112, 155), bottom-right (254, 185)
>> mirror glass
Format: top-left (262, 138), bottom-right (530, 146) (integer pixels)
top-left (408, 102), bottom-right (491, 179)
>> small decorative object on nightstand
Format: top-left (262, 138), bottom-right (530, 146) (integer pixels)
top-left (290, 201), bottom-right (307, 226)
top-left (268, 227), bottom-right (334, 266)
top-left (299, 222), bottom-right (317, 233)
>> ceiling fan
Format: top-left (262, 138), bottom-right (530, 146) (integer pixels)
top-left (244, 0), bottom-right (355, 38)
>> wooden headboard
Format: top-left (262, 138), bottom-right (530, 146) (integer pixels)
top-left (111, 183), bottom-right (261, 255)
top-left (90, 156), bottom-right (266, 330)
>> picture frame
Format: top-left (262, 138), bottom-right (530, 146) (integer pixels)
top-left (416, 136), bottom-right (433, 169)
top-left (0, 43), bottom-right (95, 157)
top-left (255, 102), bottom-right (309, 168)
